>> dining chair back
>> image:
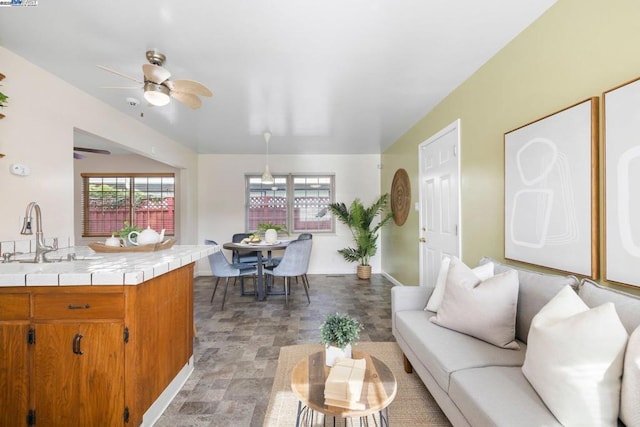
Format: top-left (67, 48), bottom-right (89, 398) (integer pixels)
top-left (205, 239), bottom-right (257, 310)
top-left (264, 238), bottom-right (312, 305)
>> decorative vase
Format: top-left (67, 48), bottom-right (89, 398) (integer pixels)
top-left (357, 265), bottom-right (372, 280)
top-left (325, 343), bottom-right (352, 367)
top-left (264, 228), bottom-right (278, 244)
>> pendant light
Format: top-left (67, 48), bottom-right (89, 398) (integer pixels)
top-left (261, 131), bottom-right (274, 184)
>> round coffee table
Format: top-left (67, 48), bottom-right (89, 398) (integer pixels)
top-left (290, 349), bottom-right (397, 426)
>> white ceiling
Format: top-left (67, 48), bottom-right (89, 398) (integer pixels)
top-left (0, 0), bottom-right (555, 155)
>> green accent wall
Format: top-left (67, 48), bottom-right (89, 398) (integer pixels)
top-left (381, 0), bottom-right (640, 294)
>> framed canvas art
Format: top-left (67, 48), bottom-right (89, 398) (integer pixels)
top-left (504, 98), bottom-right (599, 277)
top-left (604, 77), bottom-right (640, 287)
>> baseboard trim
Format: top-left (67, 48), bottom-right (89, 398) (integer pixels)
top-left (381, 271), bottom-right (405, 287)
top-left (141, 355), bottom-right (195, 426)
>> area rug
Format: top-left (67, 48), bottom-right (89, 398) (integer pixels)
top-left (263, 342), bottom-right (451, 426)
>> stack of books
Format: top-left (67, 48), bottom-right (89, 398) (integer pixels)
top-left (324, 357), bottom-right (367, 410)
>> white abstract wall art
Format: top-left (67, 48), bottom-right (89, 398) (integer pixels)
top-left (604, 77), bottom-right (640, 287)
top-left (504, 98), bottom-right (599, 277)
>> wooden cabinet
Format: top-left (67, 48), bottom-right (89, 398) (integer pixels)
top-left (0, 263), bottom-right (194, 427)
top-left (0, 294), bottom-right (30, 427)
top-left (31, 291), bottom-right (126, 427)
top-left (33, 322), bottom-right (125, 426)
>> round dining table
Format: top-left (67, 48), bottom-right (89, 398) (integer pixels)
top-left (222, 240), bottom-right (290, 301)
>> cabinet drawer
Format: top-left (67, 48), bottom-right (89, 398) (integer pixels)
top-left (33, 293), bottom-right (124, 320)
top-left (0, 294), bottom-right (30, 320)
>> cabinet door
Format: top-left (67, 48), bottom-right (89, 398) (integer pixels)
top-left (0, 324), bottom-right (29, 427)
top-left (33, 322), bottom-right (125, 427)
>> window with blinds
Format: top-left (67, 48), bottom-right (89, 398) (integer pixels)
top-left (81, 173), bottom-right (175, 237)
top-left (245, 174), bottom-right (334, 233)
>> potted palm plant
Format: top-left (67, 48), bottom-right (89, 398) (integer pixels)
top-left (328, 194), bottom-right (393, 279)
top-left (320, 312), bottom-right (364, 366)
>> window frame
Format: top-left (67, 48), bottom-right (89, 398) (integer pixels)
top-left (81, 172), bottom-right (176, 238)
top-left (244, 173), bottom-right (335, 234)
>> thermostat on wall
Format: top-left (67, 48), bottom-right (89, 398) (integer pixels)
top-left (10, 163), bottom-right (31, 176)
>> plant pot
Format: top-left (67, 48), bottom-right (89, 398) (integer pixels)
top-left (264, 228), bottom-right (278, 244)
top-left (325, 343), bottom-right (352, 367)
top-left (357, 265), bottom-right (371, 280)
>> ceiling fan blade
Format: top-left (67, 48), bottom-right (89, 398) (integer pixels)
top-left (74, 147), bottom-right (111, 155)
top-left (97, 65), bottom-right (142, 84)
top-left (167, 80), bottom-right (213, 97)
top-left (143, 64), bottom-right (171, 84)
top-left (170, 92), bottom-right (202, 109)
top-left (73, 152), bottom-right (86, 160)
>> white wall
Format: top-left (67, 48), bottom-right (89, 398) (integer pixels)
top-left (0, 47), bottom-right (199, 244)
top-left (197, 154), bottom-right (383, 275)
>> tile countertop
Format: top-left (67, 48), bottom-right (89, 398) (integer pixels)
top-left (0, 245), bottom-right (219, 287)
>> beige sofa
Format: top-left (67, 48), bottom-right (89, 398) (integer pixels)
top-left (391, 257), bottom-right (640, 426)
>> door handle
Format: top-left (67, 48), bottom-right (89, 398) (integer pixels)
top-left (72, 333), bottom-right (84, 355)
top-left (419, 237), bottom-right (427, 243)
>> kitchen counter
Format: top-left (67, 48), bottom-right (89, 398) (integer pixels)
top-left (0, 244), bottom-right (218, 286)
top-left (0, 243), bottom-right (218, 426)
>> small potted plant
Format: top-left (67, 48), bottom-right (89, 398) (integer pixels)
top-left (256, 222), bottom-right (287, 243)
top-left (116, 221), bottom-right (142, 246)
top-left (320, 312), bottom-right (364, 366)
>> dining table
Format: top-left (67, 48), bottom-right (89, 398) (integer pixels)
top-left (222, 240), bottom-right (291, 301)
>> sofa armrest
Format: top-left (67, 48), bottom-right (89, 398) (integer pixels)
top-left (391, 285), bottom-right (434, 333)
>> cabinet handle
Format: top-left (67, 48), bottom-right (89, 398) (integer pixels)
top-left (68, 304), bottom-right (91, 310)
top-left (72, 333), bottom-right (84, 355)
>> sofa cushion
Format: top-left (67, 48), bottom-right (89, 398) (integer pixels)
top-left (395, 309), bottom-right (525, 392)
top-left (431, 258), bottom-right (519, 349)
top-left (579, 279), bottom-right (640, 333)
top-left (522, 286), bottom-right (628, 427)
top-left (424, 257), bottom-right (493, 312)
top-left (449, 366), bottom-right (562, 427)
top-left (479, 256), bottom-right (579, 343)
top-left (621, 325), bottom-right (640, 427)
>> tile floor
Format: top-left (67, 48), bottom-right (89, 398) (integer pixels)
top-left (154, 273), bottom-right (395, 427)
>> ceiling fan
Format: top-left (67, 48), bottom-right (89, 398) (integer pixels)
top-left (98, 50), bottom-right (213, 109)
top-left (73, 146), bottom-right (111, 160)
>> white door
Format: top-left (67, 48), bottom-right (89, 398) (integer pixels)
top-left (419, 120), bottom-right (461, 287)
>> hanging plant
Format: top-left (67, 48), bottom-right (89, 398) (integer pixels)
top-left (0, 72), bottom-right (7, 119)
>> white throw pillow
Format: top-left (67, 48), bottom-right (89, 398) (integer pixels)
top-left (621, 325), bottom-right (640, 427)
top-left (424, 257), bottom-right (451, 311)
top-left (424, 257), bottom-right (494, 312)
top-left (522, 286), bottom-right (628, 427)
top-left (430, 257), bottom-right (519, 349)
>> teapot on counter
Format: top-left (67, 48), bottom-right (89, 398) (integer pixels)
top-left (128, 226), bottom-right (165, 246)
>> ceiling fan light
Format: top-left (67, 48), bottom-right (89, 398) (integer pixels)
top-left (143, 82), bottom-right (171, 106)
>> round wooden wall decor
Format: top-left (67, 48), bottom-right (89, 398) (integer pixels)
top-left (391, 168), bottom-right (411, 226)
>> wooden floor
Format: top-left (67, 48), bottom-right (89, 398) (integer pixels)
top-left (154, 273), bottom-right (395, 427)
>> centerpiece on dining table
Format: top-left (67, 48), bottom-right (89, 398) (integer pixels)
top-left (255, 223), bottom-right (288, 244)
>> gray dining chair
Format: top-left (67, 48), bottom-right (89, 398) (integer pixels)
top-left (263, 238), bottom-right (312, 305)
top-left (205, 240), bottom-right (257, 310)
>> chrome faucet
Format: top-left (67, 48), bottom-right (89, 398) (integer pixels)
top-left (20, 202), bottom-right (58, 263)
